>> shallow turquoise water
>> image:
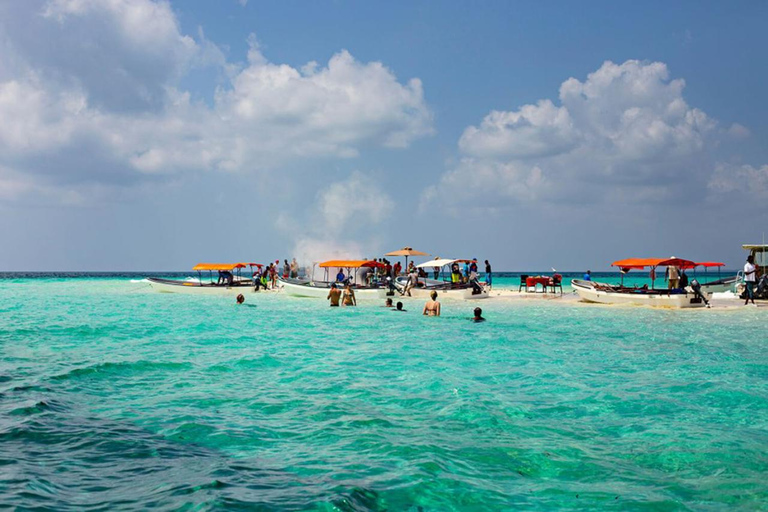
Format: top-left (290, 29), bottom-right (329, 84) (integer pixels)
top-left (1, 276), bottom-right (766, 510)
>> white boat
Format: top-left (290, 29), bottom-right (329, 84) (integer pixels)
top-left (397, 258), bottom-right (489, 300)
top-left (148, 262), bottom-right (266, 295)
top-left (572, 257), bottom-right (712, 308)
top-left (686, 261), bottom-right (737, 293)
top-left (148, 277), bottom-right (260, 295)
top-left (278, 260), bottom-right (395, 300)
top-left (572, 279), bottom-right (711, 308)
top-left (699, 276), bottom-right (738, 293)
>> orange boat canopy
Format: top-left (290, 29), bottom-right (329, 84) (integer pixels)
top-left (192, 263), bottom-right (246, 271)
top-left (611, 258), bottom-right (696, 270)
top-left (318, 259), bottom-right (385, 268)
top-left (692, 261), bottom-right (725, 268)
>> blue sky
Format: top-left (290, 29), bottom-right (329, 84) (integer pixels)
top-left (0, 0), bottom-right (766, 270)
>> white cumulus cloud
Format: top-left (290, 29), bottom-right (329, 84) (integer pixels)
top-left (424, 60), bottom-right (721, 212)
top-left (0, 1), bottom-right (433, 202)
top-left (286, 172), bottom-right (394, 265)
top-left (708, 163), bottom-right (768, 199)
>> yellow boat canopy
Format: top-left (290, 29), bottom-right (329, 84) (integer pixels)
top-left (192, 263), bottom-right (246, 271)
top-left (318, 260), bottom-right (384, 268)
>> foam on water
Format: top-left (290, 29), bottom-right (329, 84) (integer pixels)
top-left (0, 275), bottom-right (765, 510)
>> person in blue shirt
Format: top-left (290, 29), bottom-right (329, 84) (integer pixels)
top-left (336, 270), bottom-right (345, 282)
top-left (583, 270), bottom-right (591, 281)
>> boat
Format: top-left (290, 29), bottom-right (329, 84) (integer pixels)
top-left (278, 260), bottom-right (395, 299)
top-left (735, 244), bottom-right (768, 299)
top-left (689, 262), bottom-right (738, 293)
top-left (393, 258), bottom-right (489, 300)
top-left (148, 263), bottom-right (263, 295)
top-left (572, 257), bottom-right (712, 308)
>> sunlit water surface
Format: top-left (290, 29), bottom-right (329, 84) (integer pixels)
top-left (0, 275), bottom-right (766, 510)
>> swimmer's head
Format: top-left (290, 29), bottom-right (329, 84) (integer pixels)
top-left (474, 307), bottom-right (482, 317)
top-left (430, 291), bottom-right (438, 300)
top-left (236, 294), bottom-right (245, 304)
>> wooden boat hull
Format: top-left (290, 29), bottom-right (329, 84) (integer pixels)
top-left (571, 279), bottom-right (710, 308)
top-left (147, 277), bottom-right (261, 295)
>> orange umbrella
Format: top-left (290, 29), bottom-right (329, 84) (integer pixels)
top-left (385, 247), bottom-right (431, 272)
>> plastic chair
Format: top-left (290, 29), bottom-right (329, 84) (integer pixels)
top-left (519, 274), bottom-right (529, 292)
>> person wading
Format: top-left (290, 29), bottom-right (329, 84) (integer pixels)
top-left (327, 284), bottom-right (341, 307)
top-left (422, 291), bottom-right (441, 316)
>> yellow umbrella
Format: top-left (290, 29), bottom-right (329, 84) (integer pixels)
top-left (384, 247), bottom-right (431, 272)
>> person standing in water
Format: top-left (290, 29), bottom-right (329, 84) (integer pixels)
top-left (744, 255), bottom-right (757, 306)
top-left (484, 260), bottom-right (492, 288)
top-left (342, 283), bottom-right (356, 306)
top-left (472, 307), bottom-right (485, 322)
top-left (327, 284), bottom-right (341, 307)
top-left (422, 291), bottom-right (441, 316)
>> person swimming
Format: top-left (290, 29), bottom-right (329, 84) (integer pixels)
top-left (422, 291), bottom-right (441, 316)
top-left (383, 298), bottom-right (393, 307)
top-left (394, 301), bottom-right (406, 312)
top-left (236, 294), bottom-right (245, 304)
top-left (472, 307), bottom-right (485, 322)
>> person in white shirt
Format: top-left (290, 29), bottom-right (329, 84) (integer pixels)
top-left (744, 255), bottom-right (757, 306)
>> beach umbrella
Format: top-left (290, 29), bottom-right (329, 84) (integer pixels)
top-left (385, 247), bottom-right (431, 273)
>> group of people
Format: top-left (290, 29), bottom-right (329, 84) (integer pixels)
top-left (329, 288), bottom-right (486, 322)
top-left (249, 258), bottom-right (300, 291)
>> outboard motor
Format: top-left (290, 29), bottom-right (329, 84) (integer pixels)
top-left (757, 274), bottom-right (768, 299)
top-left (690, 279), bottom-right (710, 307)
top-left (386, 276), bottom-right (397, 296)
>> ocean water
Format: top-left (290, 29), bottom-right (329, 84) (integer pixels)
top-left (1, 274), bottom-right (766, 510)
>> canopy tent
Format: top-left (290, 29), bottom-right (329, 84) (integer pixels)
top-left (385, 247), bottom-right (431, 273)
top-left (684, 261), bottom-right (724, 269)
top-left (416, 258), bottom-right (456, 269)
top-left (318, 260), bottom-right (384, 269)
top-left (610, 257), bottom-right (696, 287)
top-left (611, 258), bottom-right (696, 270)
top-left (193, 263), bottom-right (246, 272)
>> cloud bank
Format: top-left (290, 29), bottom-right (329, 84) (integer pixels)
top-left (423, 60), bottom-right (763, 213)
top-left (0, 0), bottom-right (432, 203)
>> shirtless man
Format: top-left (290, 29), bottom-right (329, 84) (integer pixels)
top-left (403, 268), bottom-right (419, 296)
top-left (327, 284), bottom-right (341, 307)
top-left (342, 283), bottom-right (356, 307)
top-left (422, 291), bottom-right (441, 316)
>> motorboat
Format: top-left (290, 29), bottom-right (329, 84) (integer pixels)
top-left (394, 258), bottom-right (489, 300)
top-left (147, 262), bottom-right (264, 295)
top-left (278, 260), bottom-right (395, 299)
top-left (735, 244), bottom-right (768, 299)
top-left (690, 262), bottom-right (738, 293)
top-left (572, 257), bottom-right (712, 308)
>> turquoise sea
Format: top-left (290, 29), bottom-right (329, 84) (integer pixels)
top-left (1, 273), bottom-right (766, 510)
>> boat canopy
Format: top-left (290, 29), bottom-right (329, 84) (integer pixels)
top-left (611, 258), bottom-right (696, 270)
top-left (318, 259), bottom-right (384, 268)
top-left (193, 263), bottom-right (246, 271)
top-left (237, 262), bottom-right (263, 268)
top-left (416, 258), bottom-right (456, 268)
top-left (689, 261), bottom-right (725, 268)
top-left (743, 244), bottom-right (768, 250)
